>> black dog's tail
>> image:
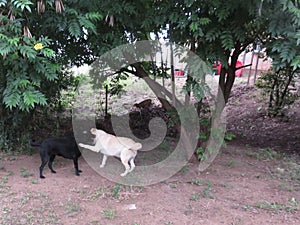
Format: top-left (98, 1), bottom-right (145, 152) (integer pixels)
top-left (30, 140), bottom-right (42, 147)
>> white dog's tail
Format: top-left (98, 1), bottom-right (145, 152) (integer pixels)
top-left (130, 143), bottom-right (142, 151)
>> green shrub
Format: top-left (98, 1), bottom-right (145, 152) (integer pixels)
top-left (256, 68), bottom-right (299, 116)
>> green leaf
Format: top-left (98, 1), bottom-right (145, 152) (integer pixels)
top-left (43, 63), bottom-right (59, 80)
top-left (23, 90), bottom-right (36, 107)
top-left (34, 91), bottom-right (47, 106)
top-left (291, 55), bottom-right (300, 71)
top-left (220, 32), bottom-right (234, 50)
top-left (11, 0), bottom-right (33, 12)
top-left (19, 45), bottom-right (36, 59)
top-left (7, 37), bottom-right (20, 47)
top-left (199, 132), bottom-right (208, 141)
top-left (78, 16), bottom-right (96, 33)
top-left (190, 22), bottom-right (198, 32)
top-left (224, 133), bottom-right (235, 141)
top-left (205, 28), bottom-right (221, 42)
top-left (199, 17), bottom-right (211, 25)
top-left (0, 0), bottom-right (7, 7)
top-left (68, 20), bottom-right (82, 38)
top-left (0, 41), bottom-right (16, 55)
top-left (41, 48), bottom-right (55, 58)
top-left (3, 92), bottom-right (20, 110)
top-left (34, 60), bottom-right (46, 74)
top-left (17, 79), bottom-right (30, 88)
top-left (85, 12), bottom-right (103, 22)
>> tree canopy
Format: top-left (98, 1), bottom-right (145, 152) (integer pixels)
top-left (0, 0), bottom-right (299, 149)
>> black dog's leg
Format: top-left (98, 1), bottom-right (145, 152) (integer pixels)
top-left (73, 157), bottom-right (81, 176)
top-left (48, 155), bottom-right (56, 173)
top-left (40, 156), bottom-right (49, 179)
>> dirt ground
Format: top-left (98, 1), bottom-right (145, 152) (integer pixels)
top-left (1, 78), bottom-right (300, 225)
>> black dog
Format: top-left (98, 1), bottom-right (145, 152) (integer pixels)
top-left (30, 135), bottom-right (82, 179)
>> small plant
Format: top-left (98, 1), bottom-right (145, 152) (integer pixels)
top-left (30, 179), bottom-right (38, 184)
top-left (199, 132), bottom-right (208, 141)
top-left (25, 212), bottom-right (35, 221)
top-left (188, 179), bottom-right (204, 186)
top-left (190, 193), bottom-right (200, 201)
top-left (188, 180), bottom-right (214, 200)
top-left (112, 185), bottom-right (120, 198)
top-left (20, 168), bottom-right (34, 178)
top-left (201, 181), bottom-right (214, 199)
top-left (164, 222), bottom-right (173, 225)
top-left (180, 165), bottom-right (190, 174)
top-left (195, 147), bottom-right (205, 160)
top-left (65, 202), bottom-right (82, 215)
top-left (196, 122), bottom-right (226, 161)
top-left (242, 205), bottom-right (253, 211)
top-left (224, 133), bottom-right (235, 141)
top-left (102, 209), bottom-right (116, 220)
top-left (2, 206), bottom-right (12, 214)
top-left (1, 175), bottom-right (9, 184)
top-left (168, 181), bottom-right (180, 189)
top-left (88, 186), bottom-right (106, 200)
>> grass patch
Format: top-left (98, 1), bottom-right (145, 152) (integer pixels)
top-left (102, 209), bottom-right (116, 220)
top-left (20, 167), bottom-right (34, 178)
top-left (226, 160), bottom-right (238, 168)
top-left (88, 185), bottom-right (144, 201)
top-left (65, 202), bottom-right (82, 216)
top-left (255, 198), bottom-right (299, 213)
top-left (271, 157), bottom-right (300, 190)
top-left (188, 180), bottom-right (214, 200)
top-left (0, 171), bottom-right (13, 193)
top-left (246, 147), bottom-right (284, 161)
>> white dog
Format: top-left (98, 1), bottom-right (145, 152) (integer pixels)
top-left (79, 128), bottom-right (142, 176)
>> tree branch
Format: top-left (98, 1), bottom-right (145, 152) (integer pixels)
top-left (236, 63), bottom-right (252, 70)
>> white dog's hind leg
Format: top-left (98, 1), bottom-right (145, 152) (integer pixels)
top-left (129, 158), bottom-right (135, 172)
top-left (120, 158), bottom-right (130, 177)
top-left (100, 155), bottom-right (107, 168)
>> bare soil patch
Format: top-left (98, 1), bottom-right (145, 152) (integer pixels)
top-left (1, 143), bottom-right (299, 225)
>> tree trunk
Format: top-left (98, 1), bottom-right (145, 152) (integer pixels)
top-left (131, 62), bottom-right (177, 111)
top-left (170, 43), bottom-right (176, 107)
top-left (184, 38), bottom-right (196, 106)
top-left (218, 50), bottom-right (240, 104)
top-left (279, 68), bottom-right (294, 108)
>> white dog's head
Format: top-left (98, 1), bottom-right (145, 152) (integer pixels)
top-left (90, 128), bottom-right (98, 136)
top-left (90, 128), bottom-right (106, 136)
top-left (90, 128), bottom-right (106, 144)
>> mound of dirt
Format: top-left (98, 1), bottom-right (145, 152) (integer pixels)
top-left (226, 85), bottom-right (300, 154)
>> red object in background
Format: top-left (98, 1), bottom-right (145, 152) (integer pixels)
top-left (174, 69), bottom-right (185, 76)
top-left (235, 60), bottom-right (244, 77)
top-left (213, 60), bottom-right (244, 76)
top-left (213, 62), bottom-right (222, 75)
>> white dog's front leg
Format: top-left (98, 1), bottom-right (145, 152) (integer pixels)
top-left (100, 155), bottom-right (108, 168)
top-left (79, 143), bottom-right (101, 153)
